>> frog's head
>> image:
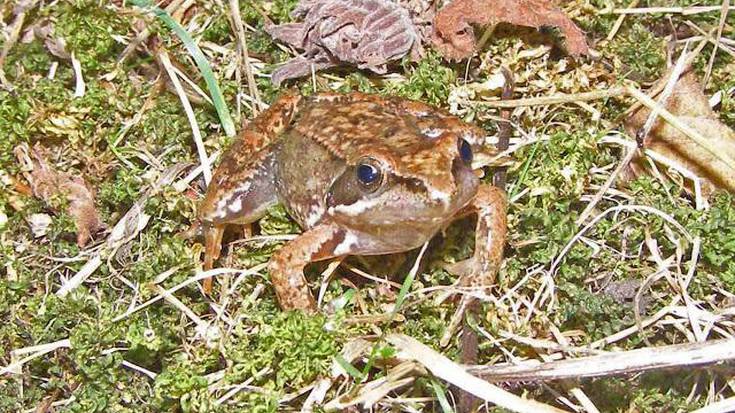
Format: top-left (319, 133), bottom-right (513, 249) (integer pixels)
top-left (325, 123), bottom-right (481, 235)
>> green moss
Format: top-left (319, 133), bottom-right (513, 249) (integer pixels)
top-left (557, 284), bottom-right (634, 341)
top-left (385, 52), bottom-right (456, 106)
top-left (227, 311), bottom-right (340, 392)
top-left (52, 0), bottom-right (131, 73)
top-left (606, 23), bottom-right (666, 82)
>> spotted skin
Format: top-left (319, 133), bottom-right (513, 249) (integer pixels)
top-left (198, 92), bottom-right (507, 310)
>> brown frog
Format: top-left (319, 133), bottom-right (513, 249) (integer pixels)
top-left (198, 92), bottom-right (506, 311)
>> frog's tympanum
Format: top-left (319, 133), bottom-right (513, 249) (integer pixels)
top-left (198, 92), bottom-right (507, 311)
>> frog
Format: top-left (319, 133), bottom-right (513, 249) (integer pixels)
top-left (198, 91), bottom-right (507, 312)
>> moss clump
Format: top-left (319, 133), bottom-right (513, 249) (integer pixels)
top-left (386, 52), bottom-right (456, 106)
top-left (606, 23), bottom-right (666, 82)
top-left (227, 311), bottom-right (340, 390)
top-left (52, 0), bottom-right (131, 73)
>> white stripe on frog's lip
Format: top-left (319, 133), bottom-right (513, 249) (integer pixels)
top-left (304, 203), bottom-right (325, 228)
top-left (427, 186), bottom-right (452, 203)
top-left (328, 189), bottom-right (455, 218)
top-left (328, 196), bottom-right (383, 217)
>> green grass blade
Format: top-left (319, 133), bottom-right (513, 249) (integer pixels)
top-left (133, 0), bottom-right (236, 137)
top-left (360, 242), bottom-right (428, 379)
top-left (429, 378), bottom-right (455, 413)
top-left (334, 354), bottom-right (365, 381)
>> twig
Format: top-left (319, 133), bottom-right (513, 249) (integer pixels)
top-left (552, 204), bottom-right (693, 275)
top-left (702, 0), bottom-right (730, 88)
top-left (2, 339), bottom-right (71, 376)
top-left (159, 50), bottom-right (213, 185)
top-left (229, 0), bottom-right (263, 115)
top-left (475, 87), bottom-right (627, 108)
top-left (70, 53), bottom-right (86, 97)
top-left (606, 0), bottom-right (639, 40)
top-left (111, 264), bottom-right (266, 322)
top-left (387, 334), bottom-right (568, 413)
top-left (575, 45), bottom-right (690, 226)
top-left (467, 339), bottom-right (735, 382)
top-left (619, 38), bottom-right (707, 119)
top-left (691, 396), bottom-right (735, 413)
top-left (493, 67), bottom-right (514, 188)
top-left (601, 6), bottom-right (723, 15)
top-left (56, 164), bottom-right (189, 297)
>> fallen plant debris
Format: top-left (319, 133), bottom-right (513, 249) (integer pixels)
top-left (266, 0), bottom-right (422, 85)
top-left (431, 0), bottom-right (589, 60)
top-left (624, 68), bottom-right (735, 196)
top-left (14, 143), bottom-right (105, 247)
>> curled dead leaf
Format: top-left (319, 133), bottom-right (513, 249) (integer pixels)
top-left (266, 0), bottom-right (422, 85)
top-left (623, 69), bottom-right (735, 196)
top-left (14, 143), bottom-right (106, 247)
top-left (431, 0), bottom-right (589, 61)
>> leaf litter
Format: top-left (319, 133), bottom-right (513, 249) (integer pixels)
top-left (14, 143), bottom-right (106, 247)
top-left (431, 0), bottom-right (589, 60)
top-left (266, 0), bottom-right (423, 85)
top-left (624, 68), bottom-right (735, 196)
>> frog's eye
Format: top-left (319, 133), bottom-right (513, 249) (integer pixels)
top-left (356, 158), bottom-right (383, 191)
top-left (458, 138), bottom-right (473, 164)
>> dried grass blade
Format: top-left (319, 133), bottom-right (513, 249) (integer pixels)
top-left (387, 334), bottom-right (568, 413)
top-left (133, 0), bottom-right (236, 136)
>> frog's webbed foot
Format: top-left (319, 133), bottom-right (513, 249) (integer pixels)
top-left (458, 184), bottom-right (507, 289)
top-left (268, 223), bottom-right (347, 312)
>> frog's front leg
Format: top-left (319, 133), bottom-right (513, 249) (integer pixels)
top-left (450, 184), bottom-right (507, 288)
top-left (268, 223), bottom-right (348, 312)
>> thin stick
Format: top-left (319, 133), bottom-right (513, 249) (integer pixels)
top-left (619, 38), bottom-right (708, 119)
top-left (691, 396), bottom-right (735, 413)
top-left (388, 334), bottom-right (568, 413)
top-left (575, 46), bottom-right (690, 226)
top-left (475, 87), bottom-right (627, 108)
top-left (469, 339), bottom-right (735, 382)
top-left (71, 53), bottom-right (86, 97)
top-left (111, 264), bottom-right (266, 322)
top-left (159, 50), bottom-right (213, 185)
top-left (2, 339), bottom-right (72, 376)
top-left (607, 0), bottom-right (639, 40)
top-left (602, 6), bottom-right (723, 15)
top-left (702, 0), bottom-right (730, 88)
top-left (229, 0), bottom-right (263, 115)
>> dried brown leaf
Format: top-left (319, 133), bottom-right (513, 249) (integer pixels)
top-left (624, 69), bottom-right (735, 196)
top-left (14, 143), bottom-right (105, 247)
top-left (266, 0), bottom-right (422, 85)
top-left (431, 0), bottom-right (589, 61)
